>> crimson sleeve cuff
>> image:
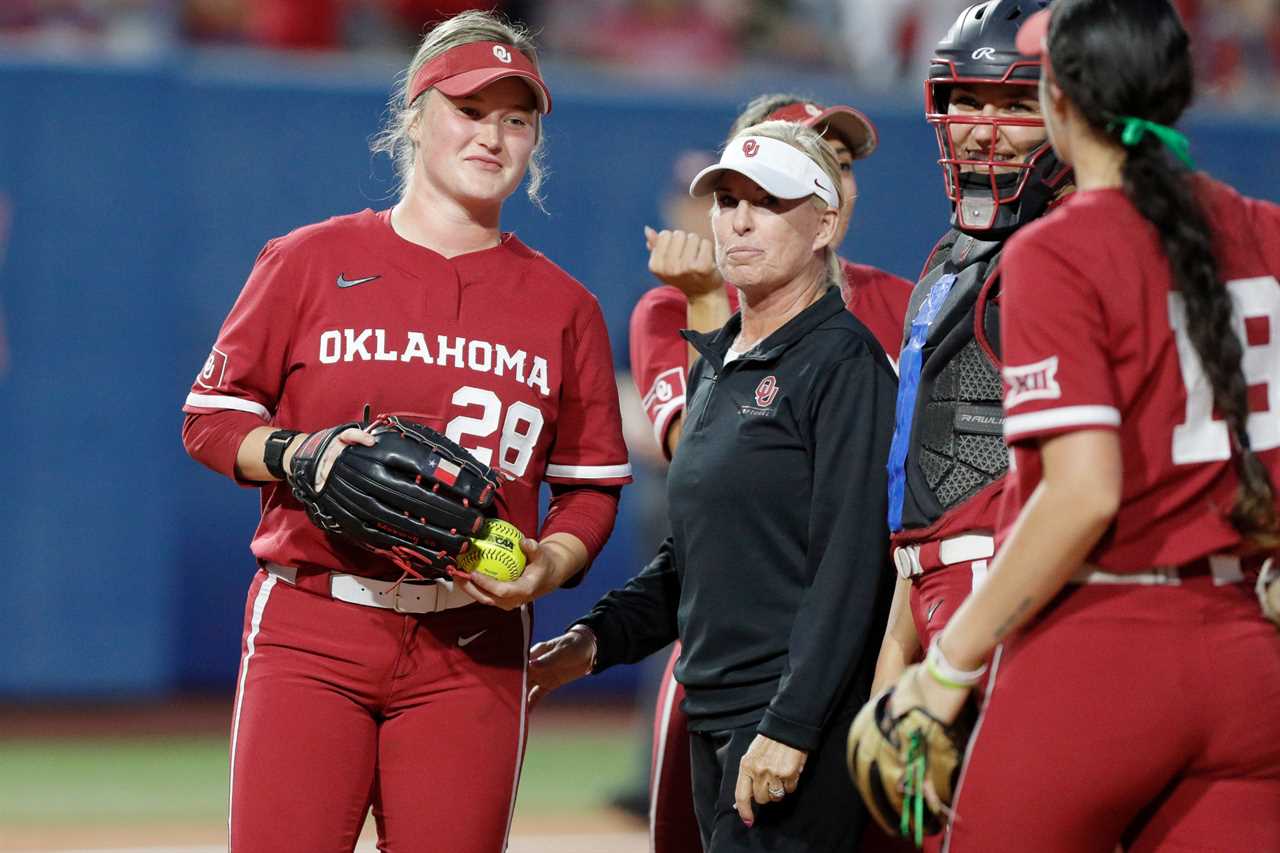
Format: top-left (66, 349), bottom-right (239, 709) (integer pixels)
top-left (182, 410), bottom-right (267, 485)
top-left (540, 485), bottom-right (621, 587)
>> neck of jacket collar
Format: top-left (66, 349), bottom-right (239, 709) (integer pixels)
top-left (680, 285), bottom-right (845, 371)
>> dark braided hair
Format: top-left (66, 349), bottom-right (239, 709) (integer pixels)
top-left (1048, 0), bottom-right (1278, 547)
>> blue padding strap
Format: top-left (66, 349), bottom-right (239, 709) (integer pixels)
top-left (887, 273), bottom-right (956, 531)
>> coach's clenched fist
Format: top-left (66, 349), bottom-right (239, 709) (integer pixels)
top-left (645, 225), bottom-right (722, 296)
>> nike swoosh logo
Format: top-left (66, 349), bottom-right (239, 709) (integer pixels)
top-left (926, 600), bottom-right (943, 623)
top-left (458, 630), bottom-right (487, 648)
top-left (337, 274), bottom-right (380, 289)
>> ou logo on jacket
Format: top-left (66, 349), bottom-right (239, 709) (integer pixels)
top-left (754, 375), bottom-right (779, 408)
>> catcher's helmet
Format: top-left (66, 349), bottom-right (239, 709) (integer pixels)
top-left (926, 0), bottom-right (1071, 236)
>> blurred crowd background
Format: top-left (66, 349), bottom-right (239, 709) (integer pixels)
top-left (2, 0), bottom-right (1280, 107)
top-left (3, 0), bottom-right (1280, 705)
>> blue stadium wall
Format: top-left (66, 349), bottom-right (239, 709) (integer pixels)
top-left (1, 52), bottom-right (1278, 697)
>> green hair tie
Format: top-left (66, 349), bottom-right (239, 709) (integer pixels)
top-left (901, 730), bottom-right (926, 847)
top-left (1109, 115), bottom-right (1196, 170)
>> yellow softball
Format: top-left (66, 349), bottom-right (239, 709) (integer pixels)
top-left (457, 519), bottom-right (527, 582)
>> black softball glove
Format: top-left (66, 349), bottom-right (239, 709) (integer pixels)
top-left (289, 414), bottom-right (500, 578)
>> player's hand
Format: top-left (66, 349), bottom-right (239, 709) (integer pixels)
top-left (879, 665), bottom-right (972, 818)
top-left (285, 427), bottom-right (376, 491)
top-left (888, 664), bottom-right (970, 729)
top-left (449, 536), bottom-right (564, 611)
top-left (527, 625), bottom-right (597, 706)
top-left (645, 225), bottom-right (722, 296)
top-left (734, 734), bottom-right (807, 825)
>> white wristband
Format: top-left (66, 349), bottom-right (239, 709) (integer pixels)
top-left (926, 639), bottom-right (987, 688)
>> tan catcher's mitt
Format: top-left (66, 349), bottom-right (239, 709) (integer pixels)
top-left (846, 670), bottom-right (974, 847)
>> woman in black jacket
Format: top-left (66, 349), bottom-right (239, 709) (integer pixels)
top-left (530, 120), bottom-right (897, 853)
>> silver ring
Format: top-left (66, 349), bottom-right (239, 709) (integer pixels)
top-left (768, 784), bottom-right (785, 799)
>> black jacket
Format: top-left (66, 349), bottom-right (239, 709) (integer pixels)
top-left (578, 286), bottom-right (896, 751)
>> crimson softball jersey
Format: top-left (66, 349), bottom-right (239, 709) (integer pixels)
top-left (185, 209), bottom-right (631, 576)
top-left (630, 260), bottom-right (910, 456)
top-left (999, 178), bottom-right (1280, 569)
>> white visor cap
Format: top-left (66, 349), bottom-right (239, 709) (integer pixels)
top-left (689, 135), bottom-right (839, 210)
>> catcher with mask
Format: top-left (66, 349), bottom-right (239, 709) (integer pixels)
top-left (849, 0), bottom-right (1073, 847)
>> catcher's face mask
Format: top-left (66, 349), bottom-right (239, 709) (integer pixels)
top-left (926, 78), bottom-right (1050, 232)
top-left (924, 0), bottom-right (1070, 236)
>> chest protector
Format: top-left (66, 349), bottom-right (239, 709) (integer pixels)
top-left (898, 231), bottom-right (1006, 532)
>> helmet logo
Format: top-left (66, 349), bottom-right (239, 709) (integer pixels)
top-left (743, 139), bottom-right (759, 158)
top-left (803, 103), bottom-right (821, 117)
top-left (972, 47), bottom-right (997, 60)
top-left (493, 45), bottom-right (512, 63)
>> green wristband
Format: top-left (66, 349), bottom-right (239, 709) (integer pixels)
top-left (925, 657), bottom-right (972, 690)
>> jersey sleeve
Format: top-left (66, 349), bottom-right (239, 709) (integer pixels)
top-left (841, 263), bottom-right (913, 363)
top-left (544, 298), bottom-right (633, 486)
top-left (1000, 228), bottom-right (1122, 444)
top-left (628, 286), bottom-right (690, 458)
top-left (1246, 194), bottom-right (1280, 273)
top-left (182, 239), bottom-right (296, 422)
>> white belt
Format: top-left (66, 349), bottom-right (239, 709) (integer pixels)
top-left (893, 534), bottom-right (995, 579)
top-left (1072, 555), bottom-right (1245, 587)
top-left (1071, 566), bottom-right (1183, 586)
top-left (266, 563), bottom-right (476, 614)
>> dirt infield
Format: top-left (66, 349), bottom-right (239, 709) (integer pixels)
top-left (4, 814), bottom-right (647, 852)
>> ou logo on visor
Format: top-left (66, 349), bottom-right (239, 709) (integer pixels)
top-left (971, 47), bottom-right (997, 60)
top-left (742, 139), bottom-right (759, 157)
top-left (493, 45), bottom-right (512, 63)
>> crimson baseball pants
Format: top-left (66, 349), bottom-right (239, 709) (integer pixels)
top-left (650, 643), bottom-right (701, 853)
top-left (944, 575), bottom-right (1280, 852)
top-left (228, 568), bottom-right (530, 853)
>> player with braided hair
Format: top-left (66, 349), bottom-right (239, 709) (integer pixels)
top-left (858, 1), bottom-right (1280, 850)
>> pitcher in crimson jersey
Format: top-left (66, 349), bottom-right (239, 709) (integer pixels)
top-left (180, 11), bottom-right (630, 853)
top-left (868, 2), bottom-right (1280, 851)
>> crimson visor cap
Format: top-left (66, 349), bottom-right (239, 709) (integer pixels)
top-left (407, 41), bottom-right (551, 114)
top-left (1015, 7), bottom-right (1052, 57)
top-left (766, 102), bottom-right (879, 159)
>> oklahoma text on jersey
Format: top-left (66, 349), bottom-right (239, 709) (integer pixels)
top-left (316, 329), bottom-right (551, 397)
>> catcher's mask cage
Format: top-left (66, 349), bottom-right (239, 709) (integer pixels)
top-left (926, 0), bottom-right (1070, 236)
